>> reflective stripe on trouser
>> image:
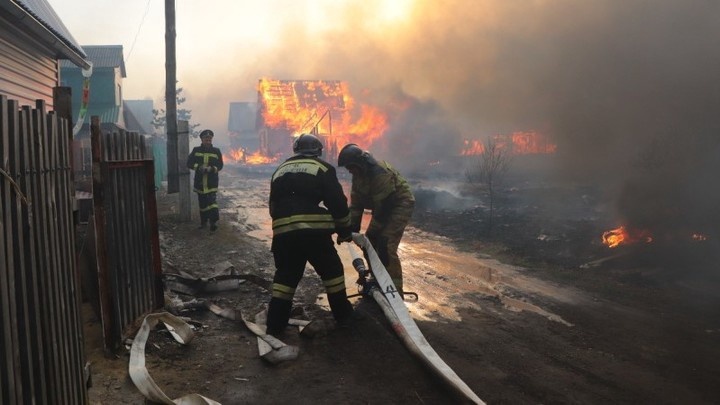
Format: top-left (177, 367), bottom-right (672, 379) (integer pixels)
top-left (366, 204), bottom-right (413, 292)
top-left (266, 233), bottom-right (353, 332)
top-left (197, 192), bottom-right (218, 224)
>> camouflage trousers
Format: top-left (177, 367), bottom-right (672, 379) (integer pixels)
top-left (366, 201), bottom-right (414, 292)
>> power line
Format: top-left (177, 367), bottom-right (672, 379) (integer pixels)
top-left (126, 0), bottom-right (153, 63)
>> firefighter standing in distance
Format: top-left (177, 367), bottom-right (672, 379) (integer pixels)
top-left (187, 129), bottom-right (223, 231)
top-left (266, 134), bottom-right (356, 336)
top-left (337, 144), bottom-right (415, 294)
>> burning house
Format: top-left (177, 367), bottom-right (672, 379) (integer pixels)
top-left (235, 78), bottom-right (387, 165)
top-left (256, 78), bottom-right (349, 163)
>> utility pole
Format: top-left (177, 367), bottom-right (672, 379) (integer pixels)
top-left (165, 0), bottom-right (179, 193)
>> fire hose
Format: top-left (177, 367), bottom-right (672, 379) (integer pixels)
top-left (346, 234), bottom-right (485, 405)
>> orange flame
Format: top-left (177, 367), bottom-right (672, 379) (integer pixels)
top-left (244, 150), bottom-right (278, 165)
top-left (257, 78), bottom-right (388, 153)
top-left (461, 140), bottom-right (485, 155)
top-left (228, 147), bottom-right (246, 162)
top-left (461, 131), bottom-right (557, 156)
top-left (602, 226), bottom-right (653, 248)
top-left (511, 131), bottom-right (557, 154)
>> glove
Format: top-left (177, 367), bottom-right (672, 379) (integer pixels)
top-left (336, 231), bottom-right (353, 245)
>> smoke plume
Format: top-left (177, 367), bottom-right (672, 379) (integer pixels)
top-left (193, 0), bottom-right (719, 234)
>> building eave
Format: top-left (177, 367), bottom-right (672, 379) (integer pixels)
top-left (1, 0), bottom-right (91, 69)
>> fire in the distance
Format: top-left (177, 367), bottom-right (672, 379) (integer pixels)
top-left (228, 148), bottom-right (277, 165)
top-left (601, 225), bottom-right (709, 248)
top-left (460, 131), bottom-right (557, 156)
top-left (226, 78), bottom-right (559, 165)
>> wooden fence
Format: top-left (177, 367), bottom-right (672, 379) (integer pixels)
top-left (0, 96), bottom-right (87, 404)
top-left (2, 94), bottom-right (165, 403)
top-left (89, 116), bottom-right (163, 350)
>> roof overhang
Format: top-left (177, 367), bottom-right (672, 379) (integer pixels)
top-left (0, 0), bottom-right (91, 69)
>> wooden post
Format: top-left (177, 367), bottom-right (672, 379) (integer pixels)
top-left (177, 120), bottom-right (191, 221)
top-left (165, 0), bottom-right (178, 193)
top-left (52, 87), bottom-right (77, 222)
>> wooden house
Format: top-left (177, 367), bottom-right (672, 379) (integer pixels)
top-left (0, 0), bottom-right (89, 107)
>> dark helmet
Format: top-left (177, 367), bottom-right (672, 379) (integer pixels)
top-left (337, 144), bottom-right (365, 167)
top-left (293, 133), bottom-right (323, 157)
top-left (199, 129), bottom-right (214, 139)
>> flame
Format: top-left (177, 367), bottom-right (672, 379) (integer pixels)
top-left (511, 131), bottom-right (557, 154)
top-left (257, 78), bottom-right (389, 155)
top-left (602, 226), bottom-right (709, 248)
top-left (602, 226), bottom-right (653, 248)
top-left (461, 140), bottom-right (485, 155)
top-left (461, 131), bottom-right (557, 156)
top-left (228, 147), bottom-right (246, 162)
top-left (244, 150), bottom-right (278, 165)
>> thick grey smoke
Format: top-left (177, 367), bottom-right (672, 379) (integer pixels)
top-left (201, 0), bottom-right (719, 234)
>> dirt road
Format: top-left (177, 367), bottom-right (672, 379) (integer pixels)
top-left (85, 170), bottom-right (720, 404)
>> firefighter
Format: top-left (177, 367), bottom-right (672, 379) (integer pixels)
top-left (337, 144), bottom-right (415, 294)
top-left (266, 134), bottom-right (355, 336)
top-left (186, 129), bottom-right (223, 231)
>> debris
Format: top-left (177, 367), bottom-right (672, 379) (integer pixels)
top-left (164, 272), bottom-right (271, 296)
top-left (207, 304), bottom-right (300, 364)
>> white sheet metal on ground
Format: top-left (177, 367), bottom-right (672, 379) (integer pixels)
top-left (129, 312), bottom-right (221, 405)
top-left (350, 234), bottom-right (486, 405)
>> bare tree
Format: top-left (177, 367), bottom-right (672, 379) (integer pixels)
top-left (465, 137), bottom-right (513, 233)
top-left (152, 87), bottom-right (201, 137)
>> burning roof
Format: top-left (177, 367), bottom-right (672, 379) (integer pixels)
top-left (255, 78), bottom-right (387, 159)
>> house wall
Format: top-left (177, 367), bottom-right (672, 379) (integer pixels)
top-left (60, 66), bottom-right (123, 126)
top-left (0, 13), bottom-right (58, 109)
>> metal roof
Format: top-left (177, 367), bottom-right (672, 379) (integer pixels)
top-left (2, 0), bottom-right (89, 68)
top-left (61, 45), bottom-right (126, 77)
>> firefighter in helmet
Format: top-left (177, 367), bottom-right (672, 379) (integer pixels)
top-left (337, 144), bottom-right (415, 294)
top-left (186, 129), bottom-right (223, 231)
top-left (266, 134), bottom-right (356, 336)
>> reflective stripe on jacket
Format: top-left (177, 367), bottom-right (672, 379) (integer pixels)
top-left (187, 145), bottom-right (223, 194)
top-left (270, 156), bottom-right (351, 237)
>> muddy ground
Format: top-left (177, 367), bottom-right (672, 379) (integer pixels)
top-left (84, 165), bottom-right (720, 405)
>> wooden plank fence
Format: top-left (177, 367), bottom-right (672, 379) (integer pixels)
top-left (0, 95), bottom-right (87, 404)
top-left (89, 116), bottom-right (163, 351)
top-left (1, 94), bottom-right (165, 403)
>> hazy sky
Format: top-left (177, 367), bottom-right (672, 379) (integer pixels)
top-left (50, 0), bottom-right (421, 136)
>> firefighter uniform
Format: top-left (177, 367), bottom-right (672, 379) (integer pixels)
top-left (266, 152), bottom-right (354, 335)
top-left (341, 148), bottom-right (415, 293)
top-left (186, 130), bottom-right (223, 229)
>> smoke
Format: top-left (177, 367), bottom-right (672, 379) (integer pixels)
top-left (190, 0), bottom-right (719, 233)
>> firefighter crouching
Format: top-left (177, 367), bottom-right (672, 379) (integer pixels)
top-left (266, 134), bottom-right (356, 336)
top-left (186, 129), bottom-right (223, 231)
top-left (337, 144), bottom-right (415, 294)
